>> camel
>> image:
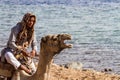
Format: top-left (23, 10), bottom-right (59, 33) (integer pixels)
top-left (0, 33), bottom-right (72, 80)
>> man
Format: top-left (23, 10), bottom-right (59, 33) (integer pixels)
top-left (4, 13), bottom-right (38, 75)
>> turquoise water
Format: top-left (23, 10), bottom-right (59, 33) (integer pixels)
top-left (1, 4), bottom-right (120, 74)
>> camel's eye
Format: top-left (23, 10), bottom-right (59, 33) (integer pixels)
top-left (53, 38), bottom-right (57, 41)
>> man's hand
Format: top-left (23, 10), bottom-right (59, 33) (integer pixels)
top-left (21, 50), bottom-right (30, 57)
top-left (30, 50), bottom-right (36, 58)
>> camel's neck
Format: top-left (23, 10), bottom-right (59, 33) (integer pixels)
top-left (33, 48), bottom-right (53, 80)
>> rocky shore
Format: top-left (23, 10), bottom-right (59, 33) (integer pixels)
top-left (48, 63), bottom-right (120, 80)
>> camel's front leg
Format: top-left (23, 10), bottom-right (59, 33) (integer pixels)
top-left (11, 70), bottom-right (20, 80)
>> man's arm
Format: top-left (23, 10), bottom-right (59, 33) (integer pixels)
top-left (7, 27), bottom-right (19, 50)
top-left (31, 33), bottom-right (38, 57)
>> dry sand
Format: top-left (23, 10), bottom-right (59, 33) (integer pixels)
top-left (48, 64), bottom-right (120, 80)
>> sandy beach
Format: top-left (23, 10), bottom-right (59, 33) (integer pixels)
top-left (48, 64), bottom-right (120, 80)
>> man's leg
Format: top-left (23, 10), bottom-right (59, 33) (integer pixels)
top-left (5, 52), bottom-right (31, 74)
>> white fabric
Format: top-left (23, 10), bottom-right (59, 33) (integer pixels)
top-left (5, 51), bottom-right (21, 69)
top-left (28, 60), bottom-right (36, 73)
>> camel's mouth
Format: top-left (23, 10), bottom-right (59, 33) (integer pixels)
top-left (61, 34), bottom-right (73, 48)
top-left (64, 39), bottom-right (72, 48)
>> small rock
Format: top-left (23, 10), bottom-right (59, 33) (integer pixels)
top-left (64, 62), bottom-right (83, 70)
top-left (103, 68), bottom-right (112, 72)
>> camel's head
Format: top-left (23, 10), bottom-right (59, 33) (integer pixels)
top-left (41, 34), bottom-right (72, 55)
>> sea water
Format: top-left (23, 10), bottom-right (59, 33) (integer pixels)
top-left (1, 3), bottom-right (120, 74)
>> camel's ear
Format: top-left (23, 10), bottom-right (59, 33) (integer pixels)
top-left (57, 34), bottom-right (61, 40)
top-left (41, 37), bottom-right (46, 43)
